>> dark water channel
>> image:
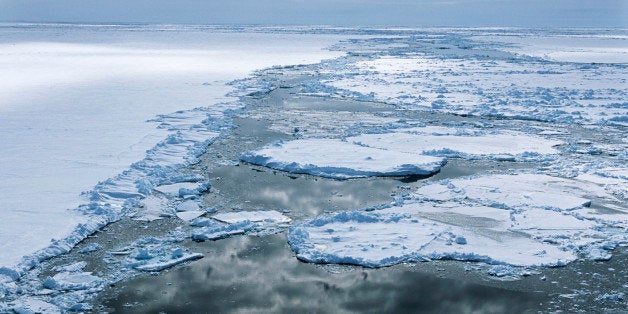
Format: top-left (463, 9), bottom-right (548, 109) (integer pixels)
top-left (101, 233), bottom-right (548, 313)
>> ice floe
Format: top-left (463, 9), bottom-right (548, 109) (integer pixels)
top-left (289, 173), bottom-right (626, 269)
top-left (413, 173), bottom-right (616, 211)
top-left (288, 204), bottom-right (577, 268)
top-left (133, 250), bottom-right (204, 272)
top-left (349, 127), bottom-right (563, 161)
top-left (213, 210), bottom-right (292, 224)
top-left (191, 210), bottom-right (292, 241)
top-left (241, 139), bottom-right (445, 179)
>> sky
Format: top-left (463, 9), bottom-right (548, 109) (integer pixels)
top-left (0, 0), bottom-right (626, 27)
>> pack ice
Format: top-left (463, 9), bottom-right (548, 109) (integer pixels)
top-left (289, 174), bottom-right (626, 269)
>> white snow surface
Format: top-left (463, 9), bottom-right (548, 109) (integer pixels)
top-left (0, 24), bottom-right (345, 270)
top-left (241, 139), bottom-right (445, 179)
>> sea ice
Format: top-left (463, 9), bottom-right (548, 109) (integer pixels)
top-left (413, 174), bottom-right (614, 211)
top-left (349, 127), bottom-right (562, 160)
top-left (289, 172), bottom-right (625, 268)
top-left (326, 33), bottom-right (627, 125)
top-left (42, 262), bottom-right (102, 291)
top-left (154, 181), bottom-right (210, 198)
top-left (241, 139), bottom-right (445, 179)
top-left (212, 210), bottom-right (292, 224)
top-left (288, 204), bottom-right (577, 268)
top-left (133, 252), bottom-right (204, 272)
top-left (192, 210), bottom-right (292, 241)
top-left (0, 23), bottom-right (345, 272)
top-left (175, 200), bottom-right (204, 221)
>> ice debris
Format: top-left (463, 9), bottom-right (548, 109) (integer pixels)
top-left (191, 210), bottom-right (292, 241)
top-left (134, 251), bottom-right (204, 272)
top-left (42, 271), bottom-right (102, 292)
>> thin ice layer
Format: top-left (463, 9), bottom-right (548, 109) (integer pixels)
top-left (241, 139), bottom-right (445, 179)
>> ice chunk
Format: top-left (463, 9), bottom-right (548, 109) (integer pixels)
top-left (596, 292), bottom-right (625, 301)
top-left (42, 272), bottom-right (102, 291)
top-left (191, 221), bottom-right (251, 241)
top-left (212, 210), bottom-right (292, 224)
top-left (10, 297), bottom-right (61, 314)
top-left (241, 139), bottom-right (445, 179)
top-left (133, 196), bottom-right (172, 221)
top-left (79, 243), bottom-right (102, 254)
top-left (191, 211), bottom-right (292, 241)
top-left (154, 181), bottom-right (210, 198)
top-left (176, 200), bottom-right (200, 212)
top-left (176, 211), bottom-right (205, 222)
top-left (133, 253), bottom-right (204, 272)
top-left (349, 128), bottom-right (562, 160)
top-left (42, 263), bottom-right (102, 291)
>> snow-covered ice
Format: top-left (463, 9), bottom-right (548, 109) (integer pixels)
top-left (413, 173), bottom-right (619, 211)
top-left (349, 127), bottom-right (562, 160)
top-left (0, 24), bottom-right (344, 271)
top-left (43, 262), bottom-right (102, 291)
top-left (191, 210), bottom-right (292, 241)
top-left (212, 210), bottom-right (292, 224)
top-left (288, 204), bottom-right (577, 268)
top-left (326, 31), bottom-right (627, 125)
top-left (241, 139), bottom-right (445, 179)
top-left (289, 173), bottom-right (626, 269)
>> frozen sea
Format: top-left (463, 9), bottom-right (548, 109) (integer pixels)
top-left (0, 24), bottom-right (345, 269)
top-left (0, 24), bottom-right (626, 312)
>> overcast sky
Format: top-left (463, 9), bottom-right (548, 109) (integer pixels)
top-left (0, 0), bottom-right (626, 27)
